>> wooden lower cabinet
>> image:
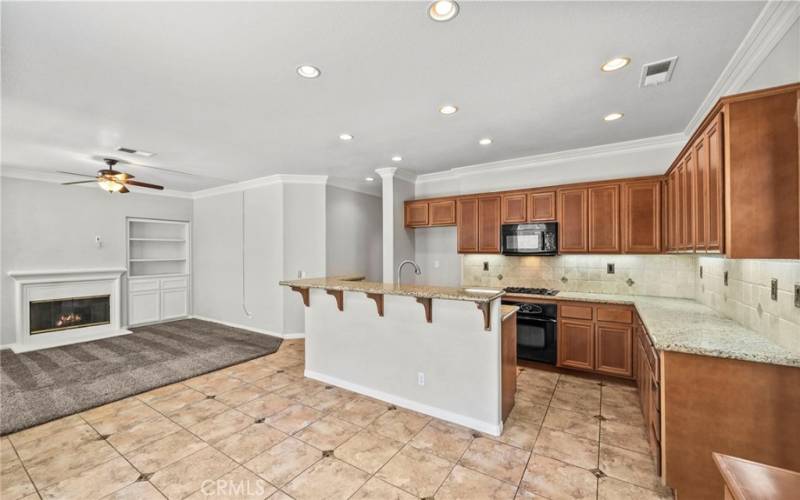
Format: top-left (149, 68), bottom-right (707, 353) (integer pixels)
top-left (557, 319), bottom-right (594, 371)
top-left (595, 322), bottom-right (633, 377)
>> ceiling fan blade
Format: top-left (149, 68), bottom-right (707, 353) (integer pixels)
top-left (62, 180), bottom-right (98, 185)
top-left (94, 156), bottom-right (235, 182)
top-left (125, 179), bottom-right (164, 190)
top-left (57, 171), bottom-right (96, 178)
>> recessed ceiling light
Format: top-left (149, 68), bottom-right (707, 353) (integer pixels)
top-left (391, 156), bottom-right (403, 162)
top-left (428, 0), bottom-right (459, 22)
top-left (479, 138), bottom-right (492, 145)
top-left (116, 146), bottom-right (155, 157)
top-left (439, 104), bottom-right (458, 115)
top-left (296, 65), bottom-right (321, 79)
top-left (339, 133), bottom-right (353, 141)
top-left (365, 177), bottom-right (375, 182)
top-left (601, 57), bottom-right (631, 72)
top-left (604, 112), bottom-right (624, 121)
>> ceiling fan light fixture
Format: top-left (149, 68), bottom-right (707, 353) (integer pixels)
top-left (98, 179), bottom-right (125, 193)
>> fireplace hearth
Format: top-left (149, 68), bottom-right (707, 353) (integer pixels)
top-left (30, 295), bottom-right (111, 335)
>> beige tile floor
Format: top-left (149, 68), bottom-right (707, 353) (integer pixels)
top-left (1, 340), bottom-right (673, 500)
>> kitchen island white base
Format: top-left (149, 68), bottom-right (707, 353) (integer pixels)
top-left (302, 288), bottom-right (504, 435)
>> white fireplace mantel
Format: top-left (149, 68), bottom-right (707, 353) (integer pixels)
top-left (8, 268), bottom-right (131, 352)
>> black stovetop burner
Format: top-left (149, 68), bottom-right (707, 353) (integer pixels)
top-left (503, 287), bottom-right (559, 296)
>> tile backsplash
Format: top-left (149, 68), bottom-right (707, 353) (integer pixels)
top-left (696, 256), bottom-right (800, 353)
top-left (462, 254), bottom-right (696, 299)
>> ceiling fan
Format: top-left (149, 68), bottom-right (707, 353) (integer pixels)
top-left (60, 158), bottom-right (164, 193)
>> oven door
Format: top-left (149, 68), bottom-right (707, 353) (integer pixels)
top-left (502, 224), bottom-right (543, 255)
top-left (516, 314), bottom-right (557, 364)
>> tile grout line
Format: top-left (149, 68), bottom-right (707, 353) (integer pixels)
top-left (6, 437), bottom-right (44, 500)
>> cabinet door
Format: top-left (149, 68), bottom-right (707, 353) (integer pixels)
top-left (129, 290), bottom-right (160, 326)
top-left (693, 136), bottom-right (707, 251)
top-left (595, 322), bottom-right (633, 377)
top-left (405, 201), bottom-right (429, 227)
top-left (681, 154), bottom-right (694, 251)
top-left (457, 198), bottom-right (479, 253)
top-left (478, 195), bottom-right (501, 253)
top-left (558, 188), bottom-right (588, 253)
top-left (557, 320), bottom-right (594, 371)
top-left (588, 184), bottom-right (621, 253)
top-left (622, 180), bottom-right (661, 254)
top-left (161, 288), bottom-right (188, 320)
top-left (676, 164), bottom-right (687, 249)
top-left (528, 191), bottom-right (557, 221)
top-left (501, 193), bottom-right (527, 224)
top-left (429, 199), bottom-right (456, 226)
top-left (705, 113), bottom-right (724, 252)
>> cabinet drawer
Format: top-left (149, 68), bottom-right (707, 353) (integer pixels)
top-left (597, 306), bottom-right (632, 324)
top-left (129, 279), bottom-right (159, 292)
top-left (561, 304), bottom-right (593, 320)
top-left (160, 276), bottom-right (188, 290)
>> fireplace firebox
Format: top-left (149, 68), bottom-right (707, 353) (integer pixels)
top-left (29, 295), bottom-right (111, 335)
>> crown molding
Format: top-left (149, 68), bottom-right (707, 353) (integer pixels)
top-left (684, 0), bottom-right (800, 136)
top-left (1, 166), bottom-right (194, 199)
top-left (192, 174), bottom-right (328, 199)
top-left (375, 167), bottom-right (417, 183)
top-left (326, 177), bottom-right (382, 198)
top-left (416, 132), bottom-right (686, 184)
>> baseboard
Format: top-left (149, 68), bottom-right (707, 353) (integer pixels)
top-left (189, 315), bottom-right (303, 340)
top-left (9, 329), bottom-right (133, 353)
top-left (304, 369), bottom-right (503, 436)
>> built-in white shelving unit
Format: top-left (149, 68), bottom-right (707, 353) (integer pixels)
top-left (126, 218), bottom-right (191, 326)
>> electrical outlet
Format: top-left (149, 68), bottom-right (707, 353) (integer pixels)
top-left (297, 270), bottom-right (305, 279)
top-left (724, 271), bottom-right (728, 286)
top-left (794, 285), bottom-right (800, 308)
top-left (699, 266), bottom-right (703, 279)
top-left (95, 235), bottom-right (102, 248)
top-left (771, 279), bottom-right (778, 301)
top-left (483, 261), bottom-right (489, 271)
top-left (607, 263), bottom-right (615, 274)
top-left (417, 372), bottom-right (425, 386)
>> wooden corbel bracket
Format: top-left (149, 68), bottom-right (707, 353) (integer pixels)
top-left (476, 302), bottom-right (491, 331)
top-left (365, 293), bottom-right (384, 316)
top-left (326, 289), bottom-right (344, 311)
top-left (416, 297), bottom-right (433, 323)
top-left (290, 286), bottom-right (310, 307)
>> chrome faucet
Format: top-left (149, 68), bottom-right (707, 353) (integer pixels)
top-left (396, 259), bottom-right (422, 285)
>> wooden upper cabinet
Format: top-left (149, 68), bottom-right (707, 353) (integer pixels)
top-left (457, 198), bottom-right (479, 253)
top-left (588, 184), bottom-right (621, 253)
top-left (478, 195), bottom-right (501, 253)
top-left (405, 201), bottom-right (428, 227)
top-left (693, 136), bottom-right (708, 252)
top-left (681, 152), bottom-right (694, 251)
top-left (501, 193), bottom-right (527, 224)
top-left (528, 191), bottom-right (557, 221)
top-left (429, 199), bottom-right (456, 226)
top-left (704, 112), bottom-right (724, 253)
top-left (595, 323), bottom-right (633, 377)
top-left (558, 188), bottom-right (588, 253)
top-left (558, 319), bottom-right (594, 371)
top-left (622, 180), bottom-right (661, 254)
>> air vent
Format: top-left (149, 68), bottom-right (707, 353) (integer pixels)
top-left (639, 56), bottom-right (678, 88)
top-left (116, 146), bottom-right (155, 157)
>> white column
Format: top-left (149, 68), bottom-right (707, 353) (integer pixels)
top-left (376, 167), bottom-right (416, 283)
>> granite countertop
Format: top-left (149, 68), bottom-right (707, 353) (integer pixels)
top-left (506, 291), bottom-right (799, 368)
top-left (280, 276), bottom-right (505, 303)
top-left (501, 305), bottom-right (519, 321)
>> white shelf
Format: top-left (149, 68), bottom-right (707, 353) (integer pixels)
top-left (129, 238), bottom-right (186, 242)
top-left (129, 258), bottom-right (187, 262)
top-left (129, 273), bottom-right (188, 279)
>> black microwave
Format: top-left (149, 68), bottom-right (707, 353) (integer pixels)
top-left (501, 223), bottom-right (558, 256)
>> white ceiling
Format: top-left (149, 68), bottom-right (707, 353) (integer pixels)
top-left (2, 1), bottom-right (764, 192)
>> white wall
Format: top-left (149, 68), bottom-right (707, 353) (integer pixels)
top-left (740, 18), bottom-right (800, 92)
top-left (192, 185), bottom-right (284, 334)
top-left (380, 170), bottom-right (416, 283)
top-left (1, 177), bottom-right (193, 345)
top-left (414, 227), bottom-right (461, 287)
top-left (325, 186), bottom-right (382, 282)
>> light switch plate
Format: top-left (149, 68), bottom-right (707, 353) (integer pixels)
top-left (607, 263), bottom-right (615, 274)
top-left (770, 279), bottom-right (778, 301)
top-left (723, 271), bottom-right (728, 286)
top-left (699, 266), bottom-right (703, 279)
top-left (794, 285), bottom-right (800, 308)
top-left (483, 261), bottom-right (489, 271)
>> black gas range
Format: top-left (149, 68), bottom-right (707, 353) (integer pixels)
top-left (502, 287), bottom-right (559, 364)
top-left (503, 287), bottom-right (559, 296)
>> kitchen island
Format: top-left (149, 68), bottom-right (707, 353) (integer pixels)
top-left (279, 276), bottom-right (511, 435)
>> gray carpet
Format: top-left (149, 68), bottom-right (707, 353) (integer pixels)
top-left (0, 319), bottom-right (282, 435)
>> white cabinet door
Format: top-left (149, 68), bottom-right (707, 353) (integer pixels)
top-left (129, 290), bottom-right (160, 326)
top-left (161, 288), bottom-right (188, 320)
